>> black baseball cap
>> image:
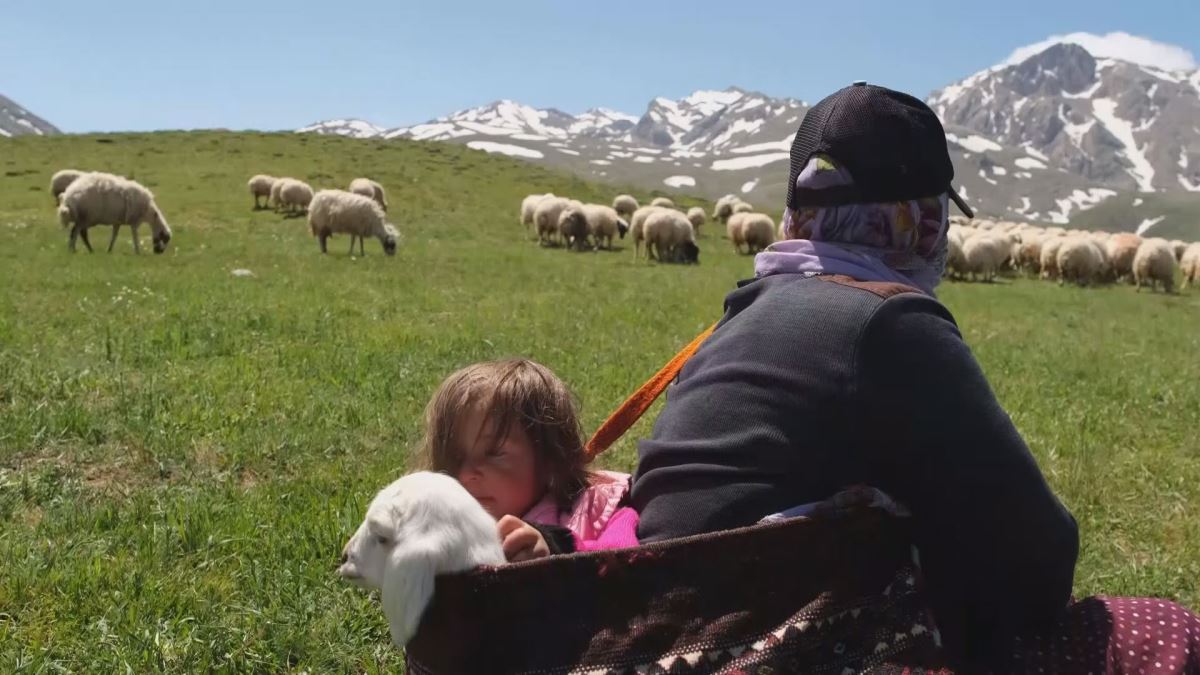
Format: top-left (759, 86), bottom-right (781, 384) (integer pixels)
top-left (786, 81), bottom-right (973, 218)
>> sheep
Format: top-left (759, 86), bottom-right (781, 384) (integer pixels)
top-left (533, 197), bottom-right (572, 246)
top-left (57, 172), bottom-right (172, 254)
top-left (737, 213), bottom-right (776, 254)
top-left (1170, 239), bottom-right (1188, 262)
top-left (945, 231), bottom-right (966, 279)
top-left (629, 205), bottom-right (667, 259)
top-left (338, 471), bottom-right (505, 649)
top-left (1015, 236), bottom-right (1044, 275)
top-left (269, 178), bottom-right (287, 212)
top-left (1106, 233), bottom-right (1142, 283)
top-left (582, 204), bottom-right (626, 250)
top-left (649, 196), bottom-right (675, 209)
top-left (712, 194), bottom-right (740, 223)
top-left (727, 212), bottom-right (749, 253)
top-left (731, 201), bottom-right (754, 215)
top-left (1056, 237), bottom-right (1104, 286)
top-left (277, 178), bottom-right (314, 216)
top-left (963, 234), bottom-right (1007, 281)
top-left (247, 174), bottom-right (277, 210)
top-left (1132, 239), bottom-right (1177, 293)
top-left (520, 193), bottom-right (555, 239)
top-left (50, 169), bottom-right (85, 204)
top-left (686, 206), bottom-right (706, 235)
top-left (612, 194), bottom-right (639, 220)
top-left (557, 203), bottom-right (591, 251)
top-left (349, 178), bottom-right (388, 212)
top-left (1040, 236), bottom-right (1067, 280)
top-left (643, 209), bottom-right (699, 263)
top-left (307, 189), bottom-right (398, 256)
top-left (1180, 243), bottom-right (1200, 290)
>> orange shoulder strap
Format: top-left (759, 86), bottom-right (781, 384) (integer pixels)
top-left (584, 322), bottom-right (718, 460)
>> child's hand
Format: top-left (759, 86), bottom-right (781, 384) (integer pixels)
top-left (496, 515), bottom-right (550, 562)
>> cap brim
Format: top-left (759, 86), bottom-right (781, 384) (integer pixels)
top-left (948, 186), bottom-right (974, 219)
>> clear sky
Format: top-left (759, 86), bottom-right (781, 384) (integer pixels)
top-left (2, 0), bottom-right (1197, 133)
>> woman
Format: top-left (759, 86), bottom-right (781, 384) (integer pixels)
top-left (629, 83), bottom-right (1080, 667)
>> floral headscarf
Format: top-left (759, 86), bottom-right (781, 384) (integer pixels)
top-left (754, 154), bottom-right (949, 295)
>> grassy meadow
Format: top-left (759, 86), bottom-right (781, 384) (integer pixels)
top-left (1, 131), bottom-right (1198, 672)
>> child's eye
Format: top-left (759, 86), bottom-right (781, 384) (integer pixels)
top-left (486, 447), bottom-right (505, 458)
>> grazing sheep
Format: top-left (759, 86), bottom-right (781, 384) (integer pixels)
top-left (945, 231), bottom-right (967, 279)
top-left (963, 234), bottom-right (1007, 281)
top-left (630, 205), bottom-right (667, 259)
top-left (307, 189), bottom-right (398, 256)
top-left (1169, 239), bottom-right (1187, 261)
top-left (57, 172), bottom-right (172, 254)
top-left (50, 169), bottom-right (85, 204)
top-left (1106, 233), bottom-right (1142, 283)
top-left (1016, 236), bottom-right (1044, 275)
top-left (557, 203), bottom-right (591, 251)
top-left (1040, 236), bottom-right (1067, 280)
top-left (1133, 239), bottom-right (1177, 293)
top-left (277, 178), bottom-right (314, 216)
top-left (520, 193), bottom-right (555, 238)
top-left (712, 194), bottom-right (740, 223)
top-left (731, 201), bottom-right (754, 215)
top-left (349, 178), bottom-right (388, 212)
top-left (612, 194), bottom-right (639, 220)
top-left (583, 204), bottom-right (625, 250)
top-left (649, 196), bottom-right (675, 209)
top-left (248, 174), bottom-right (277, 210)
top-left (686, 206), bottom-right (706, 235)
top-left (738, 213), bottom-right (776, 254)
top-left (1180, 243), bottom-right (1200, 290)
top-left (533, 197), bottom-right (572, 246)
top-left (338, 472), bottom-right (505, 649)
top-left (1056, 237), bottom-right (1104, 286)
top-left (644, 209), bottom-right (698, 263)
top-left (726, 212), bottom-right (749, 253)
top-left (269, 179), bottom-right (288, 212)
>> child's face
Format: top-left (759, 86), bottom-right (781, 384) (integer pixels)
top-left (454, 407), bottom-right (541, 520)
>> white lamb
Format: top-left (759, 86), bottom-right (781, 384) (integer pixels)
top-left (686, 206), bottom-right (706, 235)
top-left (338, 472), bottom-right (505, 649)
top-left (583, 204), bottom-right (627, 250)
top-left (277, 178), bottom-right (314, 216)
top-left (612, 194), bottom-right (639, 220)
top-left (50, 169), bottom-right (85, 204)
top-left (307, 189), bottom-right (398, 256)
top-left (649, 196), bottom-right (675, 209)
top-left (248, 174), bottom-right (277, 210)
top-left (57, 172), bottom-right (172, 254)
top-left (643, 209), bottom-right (699, 263)
top-left (1133, 239), bottom-right (1177, 293)
top-left (349, 178), bottom-right (389, 212)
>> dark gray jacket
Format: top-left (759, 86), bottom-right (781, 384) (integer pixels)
top-left (631, 273), bottom-right (1078, 664)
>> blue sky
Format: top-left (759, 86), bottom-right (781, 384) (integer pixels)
top-left (2, 0), bottom-right (1198, 133)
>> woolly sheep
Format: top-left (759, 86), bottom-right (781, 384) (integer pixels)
top-left (533, 197), bottom-right (573, 247)
top-left (1016, 237), bottom-right (1044, 275)
top-left (1133, 239), bottom-right (1177, 293)
top-left (248, 174), bottom-right (277, 210)
top-left (50, 169), bottom-right (85, 204)
top-left (583, 204), bottom-right (626, 250)
top-left (643, 209), bottom-right (698, 263)
top-left (963, 234), bottom-right (1007, 281)
top-left (612, 194), bottom-right (639, 220)
top-left (712, 194), bottom-right (740, 223)
top-left (57, 172), bottom-right (172, 254)
top-left (731, 201), bottom-right (754, 215)
top-left (686, 206), bottom-right (706, 234)
top-left (649, 196), bottom-right (675, 209)
top-left (1180, 243), bottom-right (1200, 290)
top-left (630, 205), bottom-right (667, 259)
top-left (338, 472), bottom-right (505, 649)
top-left (520, 193), bottom-right (555, 238)
top-left (349, 178), bottom-right (388, 212)
top-left (307, 189), bottom-right (398, 256)
top-left (1170, 239), bottom-right (1187, 262)
top-left (726, 212), bottom-right (749, 253)
top-left (737, 213), bottom-right (775, 254)
top-left (1056, 237), bottom-right (1104, 286)
top-left (269, 178), bottom-right (287, 212)
top-left (1040, 236), bottom-right (1067, 280)
top-left (1105, 233), bottom-right (1142, 283)
top-left (557, 203), bottom-right (591, 252)
top-left (945, 231), bottom-right (966, 279)
top-left (277, 178), bottom-right (314, 215)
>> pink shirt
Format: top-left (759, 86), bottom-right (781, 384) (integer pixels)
top-left (522, 470), bottom-right (640, 551)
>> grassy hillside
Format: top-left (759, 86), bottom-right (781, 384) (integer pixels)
top-left (1, 132), bottom-right (1198, 672)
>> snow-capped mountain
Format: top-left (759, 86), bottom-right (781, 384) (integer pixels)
top-left (298, 33), bottom-right (1200, 237)
top-left (0, 94), bottom-right (59, 137)
top-left (295, 118), bottom-right (386, 139)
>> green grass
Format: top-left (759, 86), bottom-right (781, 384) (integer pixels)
top-left (1, 131), bottom-right (1199, 672)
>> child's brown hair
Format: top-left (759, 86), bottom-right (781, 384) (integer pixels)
top-left (416, 358), bottom-right (590, 511)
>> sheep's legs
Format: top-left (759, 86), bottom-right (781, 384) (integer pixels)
top-left (348, 236), bottom-right (357, 256)
top-left (131, 226), bottom-right (141, 254)
top-left (107, 225), bottom-right (121, 253)
top-left (78, 227), bottom-right (94, 253)
top-left (359, 237), bottom-right (366, 256)
top-left (68, 224), bottom-right (81, 252)
top-left (319, 234), bottom-right (329, 254)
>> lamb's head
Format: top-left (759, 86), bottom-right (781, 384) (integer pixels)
top-left (677, 240), bottom-right (700, 265)
top-left (150, 207), bottom-right (172, 254)
top-left (379, 223), bottom-right (399, 256)
top-left (617, 218), bottom-right (630, 239)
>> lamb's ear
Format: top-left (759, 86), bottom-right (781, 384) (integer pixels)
top-left (366, 510), bottom-right (397, 542)
top-left (381, 547), bottom-right (436, 648)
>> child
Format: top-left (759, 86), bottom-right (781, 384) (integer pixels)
top-left (415, 358), bottom-right (639, 561)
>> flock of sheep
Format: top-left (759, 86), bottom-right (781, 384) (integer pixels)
top-left (48, 170), bottom-right (398, 256)
top-left (946, 217), bottom-right (1200, 292)
top-left (247, 175), bottom-right (398, 256)
top-left (518, 192), bottom-right (777, 264)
